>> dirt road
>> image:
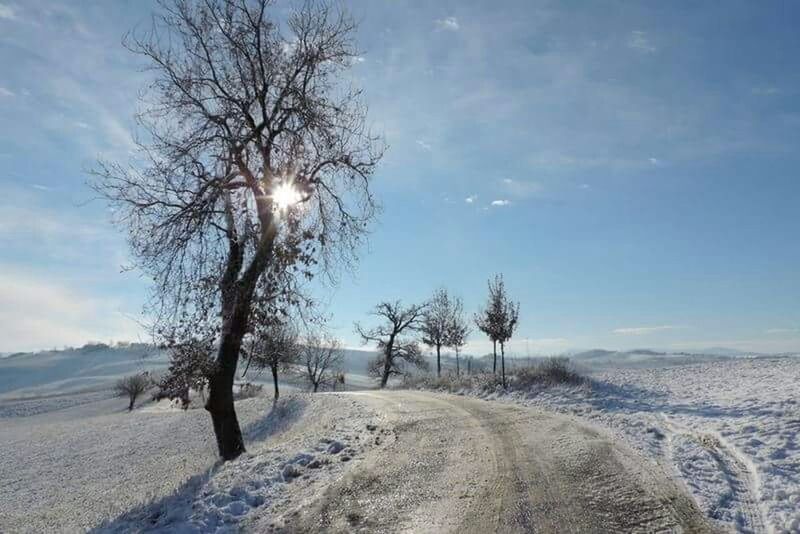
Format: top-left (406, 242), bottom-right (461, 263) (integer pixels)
top-left (277, 390), bottom-right (711, 533)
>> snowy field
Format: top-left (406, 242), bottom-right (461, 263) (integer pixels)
top-left (485, 356), bottom-right (800, 533)
top-left (0, 391), bottom-right (386, 533)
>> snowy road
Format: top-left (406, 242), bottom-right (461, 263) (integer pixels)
top-left (274, 390), bottom-right (712, 533)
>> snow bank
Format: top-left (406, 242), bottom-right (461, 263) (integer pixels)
top-left (461, 357), bottom-right (799, 533)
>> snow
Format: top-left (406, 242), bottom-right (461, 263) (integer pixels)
top-left (0, 391), bottom-right (383, 533)
top-left (477, 356), bottom-right (800, 533)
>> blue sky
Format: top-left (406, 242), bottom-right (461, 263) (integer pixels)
top-left (0, 0), bottom-right (798, 355)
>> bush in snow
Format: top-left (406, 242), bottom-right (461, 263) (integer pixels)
top-left (115, 373), bottom-right (152, 411)
top-left (512, 357), bottom-right (584, 389)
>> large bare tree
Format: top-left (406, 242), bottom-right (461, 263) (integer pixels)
top-left (356, 301), bottom-right (428, 388)
top-left (93, 0), bottom-right (382, 460)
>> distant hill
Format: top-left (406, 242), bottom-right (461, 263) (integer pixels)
top-left (0, 343), bottom-right (168, 399)
top-left (567, 348), bottom-right (734, 369)
top-left (0, 343), bottom-right (380, 400)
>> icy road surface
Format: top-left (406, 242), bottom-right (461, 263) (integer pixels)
top-left (266, 390), bottom-right (711, 533)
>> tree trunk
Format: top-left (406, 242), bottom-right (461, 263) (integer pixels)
top-left (380, 353), bottom-right (392, 388)
top-left (436, 344), bottom-right (441, 378)
top-left (128, 395), bottom-right (135, 411)
top-left (272, 364), bottom-right (280, 401)
top-left (205, 306), bottom-right (248, 461)
top-left (492, 340), bottom-right (497, 374)
top-left (467, 358), bottom-right (471, 375)
top-left (313, 381), bottom-right (319, 393)
top-left (455, 349), bottom-right (460, 377)
top-left (501, 342), bottom-right (506, 389)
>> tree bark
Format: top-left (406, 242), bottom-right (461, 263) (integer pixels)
top-left (272, 363), bottom-right (280, 401)
top-left (493, 340), bottom-right (497, 374)
top-left (501, 342), bottom-right (506, 389)
top-left (205, 302), bottom-right (248, 461)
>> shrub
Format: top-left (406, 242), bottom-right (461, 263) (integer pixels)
top-left (512, 357), bottom-right (584, 389)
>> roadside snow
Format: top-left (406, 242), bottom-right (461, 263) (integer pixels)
top-left (0, 392), bottom-right (382, 533)
top-left (477, 357), bottom-right (799, 533)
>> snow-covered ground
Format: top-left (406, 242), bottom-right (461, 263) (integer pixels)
top-left (0, 391), bottom-right (386, 533)
top-left (483, 356), bottom-right (800, 533)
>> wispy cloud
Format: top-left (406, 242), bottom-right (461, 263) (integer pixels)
top-left (416, 139), bottom-right (432, 151)
top-left (491, 199), bottom-right (510, 207)
top-left (465, 195), bottom-right (477, 204)
top-left (0, 3), bottom-right (16, 20)
top-left (613, 325), bottom-right (678, 335)
top-left (766, 328), bottom-right (799, 334)
top-left (435, 17), bottom-right (459, 31)
top-left (0, 266), bottom-right (143, 352)
top-left (501, 178), bottom-right (542, 199)
top-left (0, 86), bottom-right (14, 97)
top-left (628, 30), bottom-right (656, 53)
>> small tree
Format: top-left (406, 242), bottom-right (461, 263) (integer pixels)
top-left (474, 274), bottom-right (519, 387)
top-left (356, 301), bottom-right (428, 387)
top-left (495, 279), bottom-right (520, 388)
top-left (421, 288), bottom-right (457, 378)
top-left (474, 275), bottom-right (505, 374)
top-left (243, 318), bottom-right (298, 401)
top-left (301, 335), bottom-right (343, 392)
top-left (446, 297), bottom-right (470, 377)
top-left (116, 373), bottom-right (151, 411)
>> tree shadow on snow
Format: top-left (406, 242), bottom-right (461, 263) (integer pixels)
top-left (587, 379), bottom-right (772, 420)
top-left (91, 397), bottom-right (307, 533)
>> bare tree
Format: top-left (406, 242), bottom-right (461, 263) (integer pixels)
top-left (356, 301), bottom-right (428, 388)
top-left (474, 275), bottom-right (505, 374)
top-left (420, 288), bottom-right (456, 378)
top-left (243, 317), bottom-right (298, 401)
top-left (92, 0), bottom-right (383, 460)
top-left (474, 274), bottom-right (519, 387)
top-left (300, 334), bottom-right (343, 392)
top-left (116, 373), bottom-right (152, 411)
top-left (446, 296), bottom-right (470, 377)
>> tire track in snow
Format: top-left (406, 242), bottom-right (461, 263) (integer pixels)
top-left (660, 414), bottom-right (769, 534)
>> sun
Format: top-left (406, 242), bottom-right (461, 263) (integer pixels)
top-left (271, 181), bottom-right (302, 210)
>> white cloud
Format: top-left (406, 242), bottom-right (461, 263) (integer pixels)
top-left (579, 184), bottom-right (591, 190)
top-left (31, 184), bottom-right (53, 191)
top-left (0, 3), bottom-right (16, 20)
top-left (649, 157), bottom-right (660, 165)
top-left (435, 17), bottom-right (460, 31)
top-left (628, 30), bottom-right (656, 53)
top-left (0, 267), bottom-right (144, 352)
top-left (0, 86), bottom-right (14, 97)
top-left (613, 325), bottom-right (677, 335)
top-left (416, 139), bottom-right (432, 151)
top-left (491, 199), bottom-right (510, 206)
top-left (465, 195), bottom-right (477, 204)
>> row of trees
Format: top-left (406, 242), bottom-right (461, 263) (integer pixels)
top-left (358, 274), bottom-right (520, 389)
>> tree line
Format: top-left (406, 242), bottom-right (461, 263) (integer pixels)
top-left (357, 273), bottom-right (520, 389)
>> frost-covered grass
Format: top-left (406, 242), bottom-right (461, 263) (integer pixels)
top-left (444, 356), bottom-right (799, 533)
top-left (0, 390), bottom-right (382, 533)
